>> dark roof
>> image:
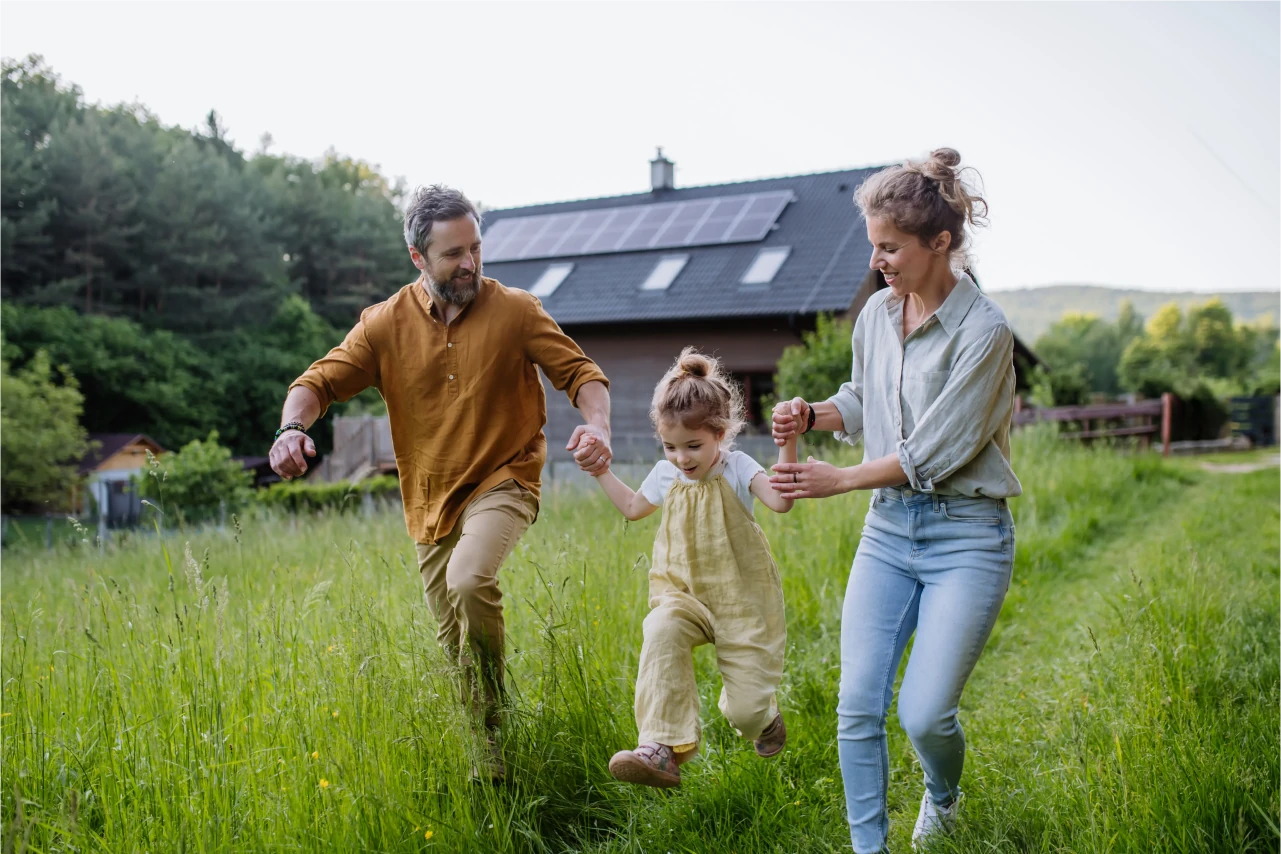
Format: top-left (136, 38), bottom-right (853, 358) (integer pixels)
top-left (233, 456), bottom-right (271, 469)
top-left (78, 433), bottom-right (164, 474)
top-left (480, 167), bottom-right (884, 325)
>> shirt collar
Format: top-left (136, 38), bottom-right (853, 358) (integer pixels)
top-left (413, 274), bottom-right (491, 323)
top-left (883, 271), bottom-right (981, 337)
top-left (934, 272), bottom-right (981, 335)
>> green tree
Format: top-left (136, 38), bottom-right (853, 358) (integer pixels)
top-left (136, 431), bottom-right (252, 525)
top-left (205, 294), bottom-right (343, 454)
top-left (1, 304), bottom-right (221, 449)
top-left (0, 56), bottom-right (82, 297)
top-left (1185, 299), bottom-right (1252, 381)
top-left (1028, 363), bottom-right (1091, 408)
top-left (1249, 339), bottom-right (1280, 395)
top-left (773, 313), bottom-right (854, 445)
top-left (0, 348), bottom-right (90, 512)
top-left (256, 150), bottom-right (412, 327)
top-left (26, 105), bottom-right (147, 313)
top-left (1033, 307), bottom-right (1141, 397)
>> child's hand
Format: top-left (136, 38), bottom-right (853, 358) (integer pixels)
top-left (579, 435), bottom-right (610, 477)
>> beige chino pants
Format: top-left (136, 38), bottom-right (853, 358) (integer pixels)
top-left (415, 479), bottom-right (538, 727)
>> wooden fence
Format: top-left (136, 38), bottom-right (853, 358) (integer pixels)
top-left (1014, 393), bottom-right (1173, 456)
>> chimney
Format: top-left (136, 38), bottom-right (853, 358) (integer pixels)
top-left (650, 147), bottom-right (674, 192)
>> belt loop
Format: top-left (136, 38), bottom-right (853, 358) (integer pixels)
top-left (933, 494), bottom-right (942, 512)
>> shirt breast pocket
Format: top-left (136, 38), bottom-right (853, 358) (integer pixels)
top-left (906, 369), bottom-right (951, 410)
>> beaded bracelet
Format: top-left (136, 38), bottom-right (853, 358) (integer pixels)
top-left (274, 421), bottom-right (307, 443)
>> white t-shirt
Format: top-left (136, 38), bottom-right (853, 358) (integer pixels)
top-left (639, 449), bottom-right (765, 513)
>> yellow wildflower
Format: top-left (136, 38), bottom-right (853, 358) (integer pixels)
top-left (332, 710), bottom-right (339, 718)
top-left (319, 779), bottom-right (330, 789)
top-left (425, 830), bottom-right (434, 840)
top-left (311, 751), bottom-right (319, 759)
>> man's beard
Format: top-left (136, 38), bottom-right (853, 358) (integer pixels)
top-left (427, 267), bottom-right (481, 306)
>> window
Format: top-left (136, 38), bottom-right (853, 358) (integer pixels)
top-left (731, 371), bottom-right (777, 430)
top-left (640, 255), bottom-right (689, 291)
top-left (741, 246), bottom-right (791, 285)
top-left (529, 262), bottom-right (574, 298)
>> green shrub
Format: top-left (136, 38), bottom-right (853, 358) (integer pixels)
top-left (772, 313), bottom-right (854, 446)
top-left (135, 431), bottom-right (252, 525)
top-left (255, 474), bottom-right (399, 514)
top-left (1028, 362), bottom-right (1091, 408)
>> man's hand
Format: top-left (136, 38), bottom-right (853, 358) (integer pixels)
top-left (771, 397), bottom-right (810, 447)
top-left (567, 424), bottom-right (612, 476)
top-left (270, 430), bottom-right (316, 480)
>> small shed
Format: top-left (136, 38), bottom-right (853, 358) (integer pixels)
top-left (77, 433), bottom-right (166, 526)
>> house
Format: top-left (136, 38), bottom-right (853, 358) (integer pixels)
top-left (233, 455), bottom-right (293, 488)
top-left (77, 433), bottom-right (166, 526)
top-left (479, 151), bottom-right (1038, 462)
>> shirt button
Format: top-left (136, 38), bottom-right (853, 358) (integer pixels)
top-left (447, 343), bottom-right (453, 348)
top-left (448, 374), bottom-right (455, 380)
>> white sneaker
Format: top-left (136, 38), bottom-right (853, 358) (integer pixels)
top-left (911, 791), bottom-right (959, 850)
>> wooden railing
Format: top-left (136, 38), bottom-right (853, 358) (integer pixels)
top-left (1013, 393), bottom-right (1173, 457)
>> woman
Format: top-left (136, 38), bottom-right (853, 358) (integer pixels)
top-left (770, 148), bottom-right (1020, 853)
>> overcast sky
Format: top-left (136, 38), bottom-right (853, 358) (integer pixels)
top-left (4, 1), bottom-right (1278, 293)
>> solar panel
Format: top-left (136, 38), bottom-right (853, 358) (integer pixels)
top-left (482, 190), bottom-right (794, 262)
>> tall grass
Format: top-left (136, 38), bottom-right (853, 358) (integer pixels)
top-left (2, 429), bottom-right (1276, 852)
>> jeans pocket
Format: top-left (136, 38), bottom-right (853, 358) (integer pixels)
top-left (940, 498), bottom-right (1002, 525)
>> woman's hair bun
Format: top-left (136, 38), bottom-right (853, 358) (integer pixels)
top-left (928, 147), bottom-right (961, 170)
top-left (920, 148), bottom-right (962, 184)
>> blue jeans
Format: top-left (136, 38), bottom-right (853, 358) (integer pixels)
top-left (838, 487), bottom-right (1014, 854)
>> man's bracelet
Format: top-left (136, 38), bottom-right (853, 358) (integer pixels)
top-left (803, 403), bottom-right (817, 435)
top-left (274, 422), bottom-right (307, 443)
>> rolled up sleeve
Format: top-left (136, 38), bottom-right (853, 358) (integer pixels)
top-left (288, 317), bottom-right (379, 417)
top-left (896, 324), bottom-right (1014, 492)
top-left (523, 295), bottom-right (608, 406)
top-left (827, 313), bottom-right (868, 446)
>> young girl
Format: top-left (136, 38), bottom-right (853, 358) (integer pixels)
top-left (586, 347), bottom-right (797, 789)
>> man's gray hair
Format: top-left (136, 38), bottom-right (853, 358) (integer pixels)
top-left (403, 185), bottom-right (481, 255)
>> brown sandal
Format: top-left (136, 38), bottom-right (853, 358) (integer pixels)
top-left (608, 742), bottom-right (683, 788)
top-left (754, 713), bottom-right (787, 758)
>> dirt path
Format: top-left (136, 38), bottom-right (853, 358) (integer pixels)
top-left (1200, 454), bottom-right (1281, 474)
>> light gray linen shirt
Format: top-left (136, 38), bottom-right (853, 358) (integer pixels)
top-left (827, 273), bottom-right (1023, 498)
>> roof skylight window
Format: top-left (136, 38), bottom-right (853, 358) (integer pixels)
top-left (640, 255), bottom-right (689, 291)
top-left (529, 262), bottom-right (574, 298)
top-left (741, 247), bottom-right (791, 285)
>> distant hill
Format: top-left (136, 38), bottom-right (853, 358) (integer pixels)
top-left (988, 286), bottom-right (1279, 343)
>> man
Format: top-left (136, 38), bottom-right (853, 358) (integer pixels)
top-left (270, 185), bottom-right (611, 780)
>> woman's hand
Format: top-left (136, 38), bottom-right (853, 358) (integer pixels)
top-left (769, 456), bottom-right (850, 500)
top-left (771, 398), bottom-right (810, 447)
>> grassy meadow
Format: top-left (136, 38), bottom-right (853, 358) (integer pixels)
top-left (2, 430), bottom-right (1278, 853)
